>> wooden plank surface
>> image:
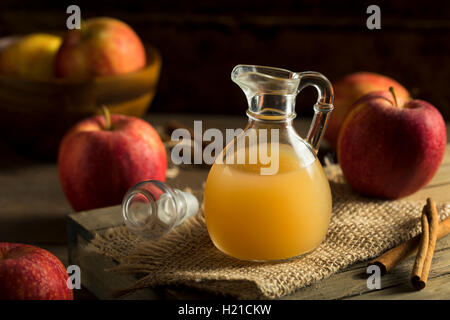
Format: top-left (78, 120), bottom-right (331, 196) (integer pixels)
top-left (67, 126), bottom-right (450, 300)
top-left (1, 113), bottom-right (449, 300)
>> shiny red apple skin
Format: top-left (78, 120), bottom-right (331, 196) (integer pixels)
top-left (326, 72), bottom-right (410, 148)
top-left (0, 243), bottom-right (73, 300)
top-left (55, 17), bottom-right (146, 78)
top-left (58, 114), bottom-right (167, 211)
top-left (337, 91), bottom-right (446, 199)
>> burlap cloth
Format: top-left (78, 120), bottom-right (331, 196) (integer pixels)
top-left (90, 164), bottom-right (450, 299)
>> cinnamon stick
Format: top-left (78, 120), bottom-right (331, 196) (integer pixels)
top-left (410, 208), bottom-right (430, 287)
top-left (369, 200), bottom-right (450, 275)
top-left (410, 198), bottom-right (439, 290)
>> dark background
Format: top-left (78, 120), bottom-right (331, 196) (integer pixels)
top-left (0, 0), bottom-right (449, 119)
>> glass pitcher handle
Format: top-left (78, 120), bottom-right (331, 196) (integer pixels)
top-left (296, 71), bottom-right (334, 154)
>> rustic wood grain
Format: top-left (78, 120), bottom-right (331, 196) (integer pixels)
top-left (346, 274), bottom-right (450, 300)
top-left (1, 114), bottom-right (449, 299)
top-left (67, 170), bottom-right (450, 300)
top-left (66, 117), bottom-right (450, 299)
top-left (283, 235), bottom-right (450, 300)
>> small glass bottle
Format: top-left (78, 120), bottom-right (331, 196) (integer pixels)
top-left (122, 180), bottom-right (199, 240)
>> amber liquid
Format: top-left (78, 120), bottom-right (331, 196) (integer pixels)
top-left (204, 143), bottom-right (332, 261)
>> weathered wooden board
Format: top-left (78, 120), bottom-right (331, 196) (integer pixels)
top-left (67, 170), bottom-right (209, 300)
top-left (68, 142), bottom-right (450, 300)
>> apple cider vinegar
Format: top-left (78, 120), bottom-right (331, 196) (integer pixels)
top-left (203, 64), bottom-right (334, 261)
top-left (204, 143), bottom-right (332, 261)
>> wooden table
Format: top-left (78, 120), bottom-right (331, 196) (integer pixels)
top-left (1, 113), bottom-right (449, 299)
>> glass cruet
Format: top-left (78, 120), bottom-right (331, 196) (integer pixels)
top-left (203, 64), bottom-right (334, 262)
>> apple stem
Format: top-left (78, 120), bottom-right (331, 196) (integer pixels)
top-left (389, 86), bottom-right (398, 107)
top-left (101, 105), bottom-right (112, 130)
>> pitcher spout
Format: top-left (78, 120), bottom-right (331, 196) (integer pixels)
top-left (231, 64), bottom-right (334, 153)
top-left (231, 65), bottom-right (300, 120)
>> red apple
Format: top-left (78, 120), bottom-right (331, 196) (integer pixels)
top-left (58, 108), bottom-right (167, 211)
top-left (326, 72), bottom-right (410, 148)
top-left (337, 89), bottom-right (446, 199)
top-left (0, 243), bottom-right (73, 300)
top-left (55, 17), bottom-right (146, 78)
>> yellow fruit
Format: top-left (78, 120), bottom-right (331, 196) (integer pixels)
top-left (0, 33), bottom-right (62, 79)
